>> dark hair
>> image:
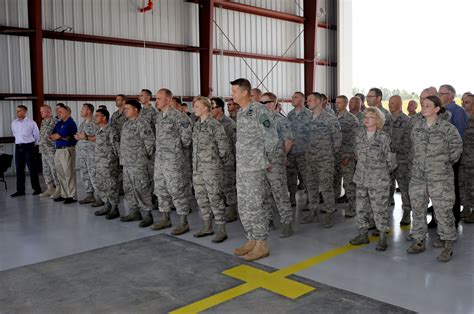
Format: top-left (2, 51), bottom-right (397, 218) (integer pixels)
top-left (172, 97), bottom-right (182, 105)
top-left (262, 92), bottom-right (277, 102)
top-left (310, 92), bottom-right (323, 101)
top-left (98, 105), bottom-right (107, 110)
top-left (211, 97), bottom-right (225, 112)
top-left (354, 93), bottom-right (365, 103)
top-left (125, 99), bottom-right (142, 111)
top-left (424, 95), bottom-right (446, 115)
top-left (141, 89), bottom-right (152, 97)
top-left (83, 103), bottom-right (94, 113)
top-left (17, 105), bottom-right (28, 111)
top-left (56, 103), bottom-right (67, 109)
top-left (96, 108), bottom-right (110, 121)
top-left (158, 88), bottom-right (173, 98)
top-left (251, 88), bottom-right (262, 95)
top-left (320, 93), bottom-right (328, 101)
top-left (369, 88), bottom-right (383, 99)
top-left (116, 94), bottom-right (127, 101)
top-left (440, 84), bottom-right (456, 95)
top-left (230, 78), bottom-right (252, 95)
top-left (336, 95), bottom-right (349, 103)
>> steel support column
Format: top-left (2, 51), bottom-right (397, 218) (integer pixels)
top-left (198, 0), bottom-right (214, 97)
top-left (28, 0), bottom-right (44, 125)
top-left (303, 0), bottom-right (318, 96)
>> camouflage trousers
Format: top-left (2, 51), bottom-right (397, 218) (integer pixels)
top-left (123, 166), bottom-right (152, 212)
top-left (410, 175), bottom-right (456, 241)
top-left (356, 185), bottom-right (390, 233)
top-left (340, 158), bottom-right (356, 210)
top-left (264, 158), bottom-right (294, 224)
top-left (390, 161), bottom-right (411, 212)
top-left (193, 169), bottom-right (226, 224)
top-left (79, 155), bottom-right (97, 195)
top-left (286, 153), bottom-right (307, 194)
top-left (41, 153), bottom-right (58, 186)
top-left (305, 153), bottom-right (336, 213)
top-left (154, 163), bottom-right (190, 216)
top-left (463, 166), bottom-right (474, 210)
top-left (222, 165), bottom-right (237, 207)
top-left (333, 153), bottom-right (342, 198)
top-left (237, 169), bottom-right (269, 240)
top-left (95, 163), bottom-right (120, 206)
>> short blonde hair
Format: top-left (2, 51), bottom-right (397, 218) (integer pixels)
top-left (364, 107), bottom-right (385, 130)
top-left (194, 96), bottom-right (212, 111)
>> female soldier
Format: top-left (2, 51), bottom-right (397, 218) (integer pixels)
top-left (349, 107), bottom-right (396, 251)
top-left (407, 95), bottom-right (462, 262)
top-left (192, 96), bottom-right (232, 243)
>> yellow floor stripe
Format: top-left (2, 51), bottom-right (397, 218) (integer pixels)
top-left (170, 228), bottom-right (406, 314)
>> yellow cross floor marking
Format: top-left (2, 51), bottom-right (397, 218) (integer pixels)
top-left (170, 226), bottom-right (411, 314)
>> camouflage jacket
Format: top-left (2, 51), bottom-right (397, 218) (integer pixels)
top-left (95, 124), bottom-right (120, 167)
top-left (217, 114), bottom-right (237, 158)
top-left (140, 105), bottom-right (157, 134)
top-left (39, 117), bottom-right (56, 155)
top-left (77, 118), bottom-right (99, 156)
top-left (337, 110), bottom-right (359, 159)
top-left (461, 115), bottom-right (474, 168)
top-left (111, 109), bottom-right (127, 137)
top-left (120, 117), bottom-right (155, 168)
top-left (287, 107), bottom-right (313, 155)
top-left (391, 112), bottom-right (412, 165)
top-left (306, 110), bottom-right (342, 157)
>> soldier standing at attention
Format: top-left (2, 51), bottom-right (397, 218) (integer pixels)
top-left (231, 78), bottom-right (279, 261)
top-left (349, 96), bottom-right (365, 126)
top-left (111, 94), bottom-right (128, 195)
top-left (461, 94), bottom-right (474, 223)
top-left (349, 107), bottom-right (396, 251)
top-left (227, 98), bottom-right (240, 122)
top-left (75, 103), bottom-right (101, 207)
top-left (192, 96), bottom-right (231, 243)
top-left (407, 96), bottom-right (462, 262)
top-left (38, 105), bottom-right (59, 198)
top-left (93, 108), bottom-right (121, 220)
top-left (150, 88), bottom-right (193, 235)
top-left (119, 100), bottom-right (156, 228)
top-left (366, 88), bottom-right (393, 136)
top-left (211, 97), bottom-right (238, 222)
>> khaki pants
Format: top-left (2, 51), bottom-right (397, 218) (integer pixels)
top-left (55, 147), bottom-right (77, 198)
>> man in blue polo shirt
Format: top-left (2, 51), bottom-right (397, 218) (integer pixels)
top-left (439, 84), bottom-right (468, 227)
top-left (50, 103), bottom-right (78, 204)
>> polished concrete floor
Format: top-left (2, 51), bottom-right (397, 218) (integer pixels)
top-left (1, 175), bottom-right (473, 313)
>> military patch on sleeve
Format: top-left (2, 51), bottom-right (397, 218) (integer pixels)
top-left (259, 113), bottom-right (271, 128)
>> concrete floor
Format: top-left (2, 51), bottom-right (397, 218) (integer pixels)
top-left (1, 175), bottom-right (473, 313)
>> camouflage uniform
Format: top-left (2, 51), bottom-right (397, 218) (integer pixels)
top-left (140, 105), bottom-right (158, 205)
top-left (77, 119), bottom-right (99, 195)
top-left (154, 107), bottom-right (192, 215)
top-left (354, 111), bottom-right (365, 125)
top-left (192, 116), bottom-right (231, 224)
top-left (377, 106), bottom-right (393, 136)
top-left (111, 109), bottom-right (127, 192)
top-left (287, 108), bottom-right (313, 198)
top-left (182, 113), bottom-right (195, 206)
top-left (263, 111), bottom-right (294, 224)
top-left (461, 115), bottom-right (474, 212)
top-left (390, 112), bottom-right (412, 212)
top-left (216, 115), bottom-right (237, 208)
top-left (120, 118), bottom-right (155, 212)
top-left (95, 124), bottom-right (120, 206)
top-left (410, 117), bottom-right (463, 241)
top-left (236, 101), bottom-right (279, 240)
top-left (39, 117), bottom-right (58, 186)
top-left (305, 110), bottom-right (342, 214)
top-left (353, 129), bottom-right (397, 233)
top-left (334, 110), bottom-right (359, 212)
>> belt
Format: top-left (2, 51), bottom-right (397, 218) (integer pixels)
top-left (57, 146), bottom-right (75, 149)
top-left (15, 142), bottom-right (35, 147)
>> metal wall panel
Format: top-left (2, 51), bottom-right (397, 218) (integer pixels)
top-left (315, 64), bottom-right (337, 99)
top-left (214, 8), bottom-right (303, 58)
top-left (42, 0), bottom-right (199, 46)
top-left (0, 0), bottom-right (29, 28)
top-left (317, 28), bottom-right (337, 62)
top-left (231, 0), bottom-right (302, 15)
top-left (212, 55), bottom-right (303, 98)
top-left (0, 35), bottom-right (32, 93)
top-left (43, 39), bottom-right (200, 96)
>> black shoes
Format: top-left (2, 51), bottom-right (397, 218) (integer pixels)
top-left (64, 198), bottom-right (77, 204)
top-left (10, 192), bottom-right (25, 197)
top-left (32, 190), bottom-right (42, 196)
top-left (54, 197), bottom-right (66, 202)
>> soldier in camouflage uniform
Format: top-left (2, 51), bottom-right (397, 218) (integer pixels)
top-left (75, 103), bottom-right (101, 206)
top-left (407, 95), bottom-right (462, 262)
top-left (227, 98), bottom-right (239, 122)
top-left (461, 94), bottom-right (474, 223)
top-left (211, 97), bottom-right (238, 222)
top-left (119, 100), bottom-right (156, 228)
top-left (261, 92), bottom-right (295, 238)
top-left (111, 94), bottom-right (128, 195)
top-left (301, 93), bottom-right (342, 228)
top-left (191, 97), bottom-right (231, 243)
top-left (388, 96), bottom-right (413, 225)
top-left (334, 95), bottom-right (359, 217)
top-left (367, 88), bottom-right (393, 136)
top-left (231, 78), bottom-right (280, 262)
top-left (150, 88), bottom-right (193, 235)
top-left (92, 108), bottom-right (121, 220)
top-left (38, 105), bottom-right (59, 198)
top-left (349, 96), bottom-right (365, 126)
top-left (287, 92), bottom-right (313, 209)
top-left (349, 107), bottom-right (397, 251)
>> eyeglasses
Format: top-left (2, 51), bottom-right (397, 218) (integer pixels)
top-left (438, 92), bottom-right (450, 96)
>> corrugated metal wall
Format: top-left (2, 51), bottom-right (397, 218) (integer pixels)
top-left (0, 0), bottom-right (29, 27)
top-left (0, 35), bottom-right (32, 93)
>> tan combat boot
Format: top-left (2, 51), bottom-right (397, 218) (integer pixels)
top-left (233, 239), bottom-right (256, 256)
top-left (242, 240), bottom-right (270, 261)
top-left (40, 184), bottom-right (55, 197)
top-left (50, 186), bottom-right (61, 199)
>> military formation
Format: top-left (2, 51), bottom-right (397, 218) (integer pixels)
top-left (34, 82), bottom-right (474, 263)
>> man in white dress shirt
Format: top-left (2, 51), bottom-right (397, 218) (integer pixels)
top-left (10, 105), bottom-right (42, 197)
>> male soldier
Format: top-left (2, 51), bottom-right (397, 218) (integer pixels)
top-left (334, 95), bottom-right (359, 217)
top-left (227, 98), bottom-right (240, 122)
top-left (261, 92), bottom-right (295, 238)
top-left (119, 100), bottom-right (155, 228)
top-left (251, 88), bottom-right (262, 102)
top-left (407, 100), bottom-right (418, 117)
top-left (389, 95), bottom-right (412, 225)
top-left (111, 94), bottom-right (128, 194)
top-left (462, 94), bottom-right (474, 223)
top-left (38, 105), bottom-right (59, 198)
top-left (321, 93), bottom-right (336, 115)
top-left (211, 97), bottom-right (238, 222)
top-left (287, 92), bottom-right (313, 208)
top-left (231, 78), bottom-right (279, 261)
top-left (92, 108), bottom-right (121, 220)
top-left (349, 96), bottom-right (365, 125)
top-left (75, 103), bottom-right (101, 206)
top-left (150, 88), bottom-right (193, 235)
top-left (301, 93), bottom-right (342, 228)
top-left (366, 88), bottom-right (393, 136)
